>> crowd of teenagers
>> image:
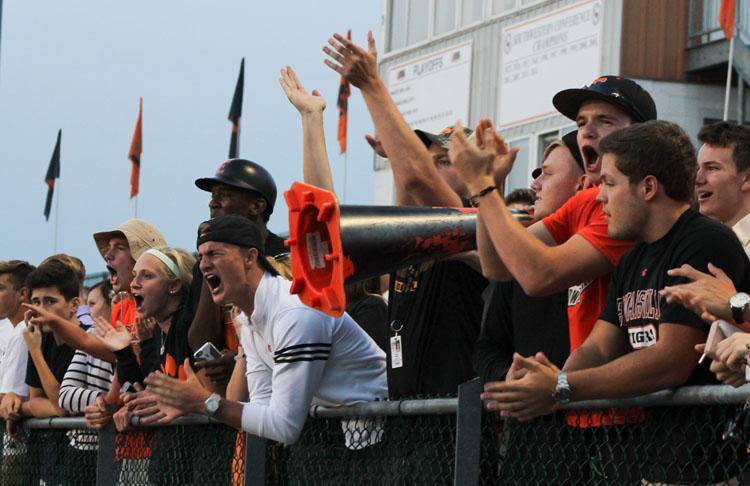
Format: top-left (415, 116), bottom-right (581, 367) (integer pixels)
top-left (4, 31), bottom-right (750, 482)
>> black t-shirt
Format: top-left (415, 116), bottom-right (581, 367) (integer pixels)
top-left (473, 281), bottom-right (569, 383)
top-left (347, 294), bottom-right (389, 353)
top-left (387, 260), bottom-right (487, 398)
top-left (599, 209), bottom-right (750, 385)
top-left (26, 331), bottom-right (75, 389)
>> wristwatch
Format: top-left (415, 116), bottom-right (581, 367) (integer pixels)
top-left (204, 393), bottom-right (221, 417)
top-left (729, 292), bottom-right (750, 323)
top-left (553, 372), bottom-right (572, 405)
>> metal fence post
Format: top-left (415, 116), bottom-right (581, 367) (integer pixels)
top-left (95, 419), bottom-right (117, 486)
top-left (0, 420), bottom-right (4, 486)
top-left (244, 433), bottom-right (266, 485)
top-left (454, 377), bottom-right (482, 486)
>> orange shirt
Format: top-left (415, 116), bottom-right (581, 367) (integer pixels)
top-left (542, 187), bottom-right (633, 351)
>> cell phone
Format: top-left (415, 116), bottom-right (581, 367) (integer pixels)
top-left (193, 342), bottom-right (222, 362)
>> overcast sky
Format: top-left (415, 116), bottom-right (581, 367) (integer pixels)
top-left (0, 1), bottom-right (380, 277)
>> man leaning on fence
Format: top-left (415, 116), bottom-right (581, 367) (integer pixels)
top-left (472, 120), bottom-right (750, 483)
top-left (144, 215), bottom-right (387, 448)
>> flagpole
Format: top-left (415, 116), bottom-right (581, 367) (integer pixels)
top-left (53, 179), bottom-right (60, 252)
top-left (134, 195), bottom-right (139, 218)
top-left (342, 152), bottom-right (348, 203)
top-left (724, 34), bottom-right (735, 121)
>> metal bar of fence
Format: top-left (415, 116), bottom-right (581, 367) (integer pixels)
top-left (560, 384), bottom-right (749, 410)
top-left (244, 434), bottom-right (266, 486)
top-left (95, 420), bottom-right (116, 486)
top-left (454, 377), bottom-right (482, 486)
top-left (15, 386), bottom-right (750, 430)
top-left (309, 397), bottom-right (457, 417)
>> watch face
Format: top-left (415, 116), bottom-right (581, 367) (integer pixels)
top-left (555, 388), bottom-right (572, 403)
top-left (205, 395), bottom-right (220, 414)
top-left (731, 292), bottom-right (750, 309)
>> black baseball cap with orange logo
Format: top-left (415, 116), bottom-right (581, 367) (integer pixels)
top-left (553, 75), bottom-right (657, 123)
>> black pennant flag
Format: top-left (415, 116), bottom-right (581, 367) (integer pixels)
top-left (228, 58), bottom-right (245, 158)
top-left (43, 129), bottom-right (61, 221)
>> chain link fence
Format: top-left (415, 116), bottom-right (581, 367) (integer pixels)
top-left (2, 382), bottom-right (750, 485)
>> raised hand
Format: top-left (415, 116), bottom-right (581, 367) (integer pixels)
top-left (449, 119), bottom-right (519, 195)
top-left (279, 66), bottom-right (326, 115)
top-left (93, 317), bottom-right (132, 352)
top-left (323, 31), bottom-right (378, 90)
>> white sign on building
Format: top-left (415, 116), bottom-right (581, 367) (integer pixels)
top-left (498, 0), bottom-right (603, 128)
top-left (386, 41), bottom-right (473, 133)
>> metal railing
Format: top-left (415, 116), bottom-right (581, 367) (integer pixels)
top-left (2, 382), bottom-right (750, 485)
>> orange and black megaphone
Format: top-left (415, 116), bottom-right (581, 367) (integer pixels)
top-left (284, 182), bottom-right (477, 316)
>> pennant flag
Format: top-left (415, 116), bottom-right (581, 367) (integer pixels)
top-left (44, 130), bottom-right (61, 221)
top-left (228, 58), bottom-right (245, 158)
top-left (719, 0), bottom-right (736, 39)
top-left (337, 30), bottom-right (352, 154)
top-left (129, 98), bottom-right (143, 199)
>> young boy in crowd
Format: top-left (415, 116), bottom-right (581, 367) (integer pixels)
top-left (0, 261), bottom-right (35, 422)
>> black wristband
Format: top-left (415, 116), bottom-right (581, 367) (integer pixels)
top-left (469, 185), bottom-right (497, 207)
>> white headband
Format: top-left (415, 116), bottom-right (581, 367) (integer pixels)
top-left (144, 248), bottom-right (181, 279)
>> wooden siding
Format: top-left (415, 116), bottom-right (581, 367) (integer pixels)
top-left (620, 0), bottom-right (689, 81)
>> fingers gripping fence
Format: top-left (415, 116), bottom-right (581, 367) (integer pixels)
top-left (3, 382), bottom-right (750, 485)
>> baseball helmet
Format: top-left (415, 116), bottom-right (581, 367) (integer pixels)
top-left (195, 158), bottom-right (277, 217)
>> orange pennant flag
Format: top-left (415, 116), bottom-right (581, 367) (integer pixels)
top-left (719, 0), bottom-right (736, 39)
top-left (129, 98), bottom-right (143, 199)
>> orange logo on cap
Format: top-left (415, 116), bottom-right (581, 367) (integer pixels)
top-left (590, 76), bottom-right (609, 85)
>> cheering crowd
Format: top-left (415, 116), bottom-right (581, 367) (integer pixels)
top-left (3, 30), bottom-right (750, 482)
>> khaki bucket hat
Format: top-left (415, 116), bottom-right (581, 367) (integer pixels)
top-left (92, 219), bottom-right (166, 260)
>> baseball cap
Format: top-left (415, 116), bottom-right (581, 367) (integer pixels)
top-left (93, 219), bottom-right (167, 260)
top-left (197, 214), bottom-right (264, 252)
top-left (552, 75), bottom-right (657, 123)
top-left (414, 126), bottom-right (474, 149)
top-left (532, 130), bottom-right (585, 179)
top-left (196, 215), bottom-right (279, 274)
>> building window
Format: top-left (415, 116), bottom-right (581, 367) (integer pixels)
top-left (461, 0), bottom-right (484, 26)
top-left (536, 131), bottom-right (560, 167)
top-left (434, 0), bottom-right (457, 35)
top-left (389, 0), bottom-right (408, 51)
top-left (506, 137), bottom-right (531, 194)
top-left (492, 0), bottom-right (517, 16)
top-left (407, 0), bottom-right (430, 45)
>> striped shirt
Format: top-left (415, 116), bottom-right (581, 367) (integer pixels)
top-left (58, 329), bottom-right (114, 414)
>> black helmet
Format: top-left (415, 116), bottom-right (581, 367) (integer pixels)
top-left (195, 159), bottom-right (277, 217)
